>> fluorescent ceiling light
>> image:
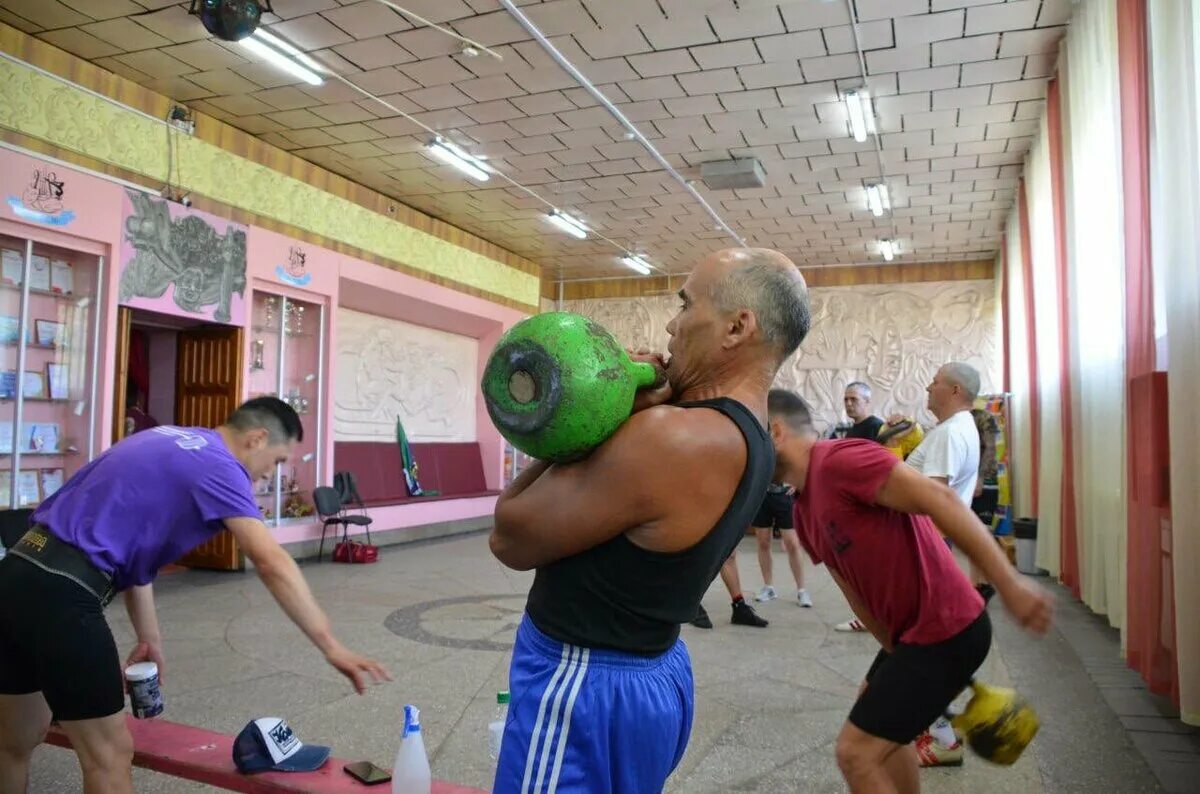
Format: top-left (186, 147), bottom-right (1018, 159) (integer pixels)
top-left (546, 211), bottom-right (588, 239)
top-left (844, 88), bottom-right (876, 143)
top-left (253, 30), bottom-right (325, 74)
top-left (621, 254), bottom-right (651, 275)
top-left (879, 239), bottom-right (897, 262)
top-left (865, 183), bottom-right (890, 217)
top-left (240, 35), bottom-right (323, 86)
top-left (426, 138), bottom-right (490, 181)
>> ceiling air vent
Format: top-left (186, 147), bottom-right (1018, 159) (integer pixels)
top-left (700, 158), bottom-right (766, 190)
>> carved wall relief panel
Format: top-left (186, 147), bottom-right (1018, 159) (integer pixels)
top-left (562, 280), bottom-right (999, 432)
top-left (334, 308), bottom-right (478, 442)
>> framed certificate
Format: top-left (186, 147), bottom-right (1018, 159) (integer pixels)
top-left (34, 320), bottom-right (63, 347)
top-left (39, 468), bottom-right (64, 499)
top-left (16, 469), bottom-right (39, 506)
top-left (46, 362), bottom-right (68, 400)
top-left (21, 370), bottom-right (45, 399)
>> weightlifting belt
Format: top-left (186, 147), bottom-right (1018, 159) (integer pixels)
top-left (9, 525), bottom-right (115, 606)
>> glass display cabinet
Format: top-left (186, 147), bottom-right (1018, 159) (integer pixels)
top-left (0, 231), bottom-right (102, 510)
top-left (247, 290), bottom-right (324, 527)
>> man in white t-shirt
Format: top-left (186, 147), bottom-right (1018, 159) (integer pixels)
top-left (894, 362), bottom-right (983, 768)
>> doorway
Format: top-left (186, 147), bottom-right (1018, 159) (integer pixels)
top-left (113, 307), bottom-right (245, 571)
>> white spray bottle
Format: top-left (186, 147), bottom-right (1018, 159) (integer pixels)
top-left (392, 704), bottom-right (431, 794)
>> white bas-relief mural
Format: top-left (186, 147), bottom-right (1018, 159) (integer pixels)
top-left (334, 309), bottom-right (477, 442)
top-left (563, 280), bottom-right (998, 433)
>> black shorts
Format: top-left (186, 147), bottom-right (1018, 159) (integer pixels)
top-left (753, 490), bottom-right (794, 530)
top-left (848, 610), bottom-right (992, 744)
top-left (0, 555), bottom-right (125, 721)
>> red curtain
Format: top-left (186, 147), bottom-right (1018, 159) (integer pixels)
top-left (1046, 77), bottom-right (1080, 596)
top-left (1118, 0), bottom-right (1178, 703)
top-left (1018, 179), bottom-right (1041, 512)
top-left (127, 328), bottom-right (150, 407)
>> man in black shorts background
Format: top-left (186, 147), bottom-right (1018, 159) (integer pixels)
top-left (752, 482), bottom-right (812, 608)
top-left (767, 389), bottom-right (1052, 792)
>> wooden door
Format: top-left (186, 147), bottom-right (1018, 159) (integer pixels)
top-left (111, 307), bottom-right (132, 444)
top-left (174, 325), bottom-right (245, 571)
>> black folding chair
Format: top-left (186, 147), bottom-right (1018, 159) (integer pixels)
top-left (313, 486), bottom-right (373, 562)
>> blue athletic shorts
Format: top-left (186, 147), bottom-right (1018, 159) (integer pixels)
top-left (493, 614), bottom-right (695, 793)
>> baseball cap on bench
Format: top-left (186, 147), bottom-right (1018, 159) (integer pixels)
top-left (233, 718), bottom-right (331, 773)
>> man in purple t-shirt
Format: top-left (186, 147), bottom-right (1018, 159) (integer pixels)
top-left (0, 397), bottom-right (389, 794)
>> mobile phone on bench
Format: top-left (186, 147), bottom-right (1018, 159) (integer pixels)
top-left (344, 761), bottom-right (392, 785)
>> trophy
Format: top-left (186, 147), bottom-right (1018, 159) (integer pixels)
top-left (251, 339), bottom-right (265, 370)
top-left (263, 296), bottom-right (277, 327)
top-left (292, 304), bottom-right (305, 334)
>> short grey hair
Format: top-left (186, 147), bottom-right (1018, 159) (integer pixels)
top-left (710, 255), bottom-right (811, 360)
top-left (845, 381), bottom-right (872, 400)
top-left (941, 362), bottom-right (981, 400)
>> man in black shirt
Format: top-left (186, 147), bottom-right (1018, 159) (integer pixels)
top-left (842, 381), bottom-right (885, 440)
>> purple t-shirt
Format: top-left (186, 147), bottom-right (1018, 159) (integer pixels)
top-left (32, 426), bottom-right (262, 591)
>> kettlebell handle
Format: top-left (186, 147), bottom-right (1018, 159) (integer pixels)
top-left (630, 360), bottom-right (662, 390)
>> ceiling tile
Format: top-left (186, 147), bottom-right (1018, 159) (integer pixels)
top-left (93, 55), bottom-right (152, 83)
top-left (778, 1), bottom-right (851, 32)
top-left (932, 85), bottom-right (991, 110)
top-left (141, 76), bottom-right (212, 102)
top-left (81, 17), bottom-right (172, 50)
top-left (822, 20), bottom-right (894, 54)
top-left (114, 48), bottom-right (195, 77)
top-left (932, 34), bottom-right (1000, 66)
top-left (162, 40), bottom-right (248, 71)
top-left (639, 16), bottom-right (719, 50)
top-left (264, 14), bottom-right (354, 50)
top-left (320, 1), bottom-right (411, 39)
top-left (755, 30), bottom-right (826, 63)
top-left (511, 91), bottom-right (577, 116)
top-left (961, 57), bottom-right (1025, 86)
top-left (1037, 0), bottom-right (1075, 27)
top-left (311, 101), bottom-right (382, 124)
top-left (895, 10), bottom-right (967, 46)
top-left (736, 60), bottom-right (805, 90)
top-left (458, 74), bottom-right (526, 102)
top-left (451, 10), bottom-right (531, 46)
top-left (720, 88), bottom-right (781, 112)
top-left (269, 1), bottom-right (341, 20)
top-left (709, 7), bottom-right (787, 41)
top-left (406, 84), bottom-right (473, 111)
top-left (333, 36), bottom-right (416, 70)
top-left (400, 56), bottom-right (475, 86)
top-left (1014, 99), bottom-right (1045, 121)
top-left (964, 0), bottom-right (1040, 35)
top-left (690, 40), bottom-right (762, 71)
top-left (60, 0), bottom-right (142, 20)
top-left (573, 27), bottom-right (653, 59)
top-left (510, 68), bottom-right (578, 93)
top-left (801, 53), bottom-right (862, 82)
top-left (1024, 53), bottom-right (1057, 79)
top-left (346, 67), bottom-right (419, 95)
top-left (188, 69), bottom-right (264, 96)
top-left (38, 28), bottom-right (122, 60)
top-left (677, 67), bottom-right (744, 96)
top-left (627, 50), bottom-right (702, 79)
top-left (3, 0), bottom-right (88, 28)
top-left (252, 85), bottom-right (322, 111)
top-left (998, 27), bottom-right (1066, 58)
top-left (388, 27), bottom-right (464, 59)
top-left (324, 122), bottom-right (384, 143)
top-left (521, 0), bottom-right (595, 36)
top-left (854, 0), bottom-right (929, 22)
top-left (619, 76), bottom-right (687, 102)
top-left (867, 45), bottom-right (932, 74)
top-left (462, 99), bottom-right (526, 124)
top-left (206, 94), bottom-right (278, 117)
top-left (897, 65), bottom-right (961, 93)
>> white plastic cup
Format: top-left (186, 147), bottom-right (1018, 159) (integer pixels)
top-left (125, 662), bottom-right (163, 719)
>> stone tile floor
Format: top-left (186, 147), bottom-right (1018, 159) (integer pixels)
top-left (26, 534), bottom-right (1197, 792)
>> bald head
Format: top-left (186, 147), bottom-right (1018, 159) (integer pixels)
top-left (940, 362), bottom-right (981, 400)
top-left (702, 248), bottom-right (812, 361)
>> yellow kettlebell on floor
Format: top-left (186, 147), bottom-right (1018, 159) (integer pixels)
top-left (950, 679), bottom-right (1040, 765)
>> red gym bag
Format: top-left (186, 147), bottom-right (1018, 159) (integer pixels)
top-left (333, 539), bottom-right (378, 564)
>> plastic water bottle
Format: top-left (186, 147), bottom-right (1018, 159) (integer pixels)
top-left (488, 691), bottom-right (510, 760)
top-left (392, 705), bottom-right (431, 794)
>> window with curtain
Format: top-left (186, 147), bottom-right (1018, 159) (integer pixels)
top-left (1061, 0), bottom-right (1127, 631)
top-left (1004, 205), bottom-right (1035, 522)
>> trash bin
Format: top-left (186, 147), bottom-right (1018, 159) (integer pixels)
top-left (1013, 517), bottom-right (1038, 574)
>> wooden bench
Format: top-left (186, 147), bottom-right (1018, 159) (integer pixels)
top-left (332, 442), bottom-right (500, 508)
top-left (45, 716), bottom-right (486, 793)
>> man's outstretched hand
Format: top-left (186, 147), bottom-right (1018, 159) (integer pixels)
top-left (324, 645), bottom-right (392, 694)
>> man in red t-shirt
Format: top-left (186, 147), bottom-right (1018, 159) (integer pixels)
top-left (766, 389), bottom-right (1052, 792)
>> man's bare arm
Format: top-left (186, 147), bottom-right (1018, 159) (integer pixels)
top-left (490, 406), bottom-right (741, 571)
top-left (873, 464), bottom-right (1053, 634)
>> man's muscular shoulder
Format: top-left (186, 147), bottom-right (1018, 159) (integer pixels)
top-left (611, 404), bottom-right (747, 486)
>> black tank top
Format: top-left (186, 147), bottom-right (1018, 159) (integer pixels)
top-left (524, 397), bottom-right (775, 655)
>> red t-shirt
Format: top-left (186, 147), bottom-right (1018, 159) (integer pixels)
top-left (792, 439), bottom-right (984, 646)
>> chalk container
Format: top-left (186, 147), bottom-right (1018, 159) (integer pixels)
top-left (124, 662), bottom-right (163, 719)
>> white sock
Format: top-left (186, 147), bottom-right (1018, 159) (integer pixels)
top-left (929, 716), bottom-right (957, 747)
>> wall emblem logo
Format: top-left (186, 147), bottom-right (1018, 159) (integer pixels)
top-left (275, 245), bottom-right (311, 287)
top-left (7, 168), bottom-right (76, 226)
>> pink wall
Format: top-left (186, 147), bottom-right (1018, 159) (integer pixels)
top-left (2, 146), bottom-right (529, 549)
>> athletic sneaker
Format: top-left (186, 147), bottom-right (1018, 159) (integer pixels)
top-left (915, 732), bottom-right (964, 767)
top-left (690, 604), bottom-right (713, 629)
top-left (797, 589), bottom-right (813, 608)
top-left (754, 585), bottom-right (777, 602)
top-left (835, 618), bottom-right (867, 632)
top-left (731, 600), bottom-right (769, 627)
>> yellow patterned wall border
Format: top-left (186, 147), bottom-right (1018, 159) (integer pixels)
top-left (0, 55), bottom-right (541, 308)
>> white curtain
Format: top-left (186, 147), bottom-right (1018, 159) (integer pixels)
top-left (1003, 205), bottom-right (1035, 522)
top-left (1148, 0), bottom-right (1200, 727)
top-left (1026, 115), bottom-right (1063, 577)
top-left (1061, 0), bottom-right (1127, 631)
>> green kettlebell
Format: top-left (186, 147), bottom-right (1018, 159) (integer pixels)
top-left (482, 312), bottom-right (662, 463)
